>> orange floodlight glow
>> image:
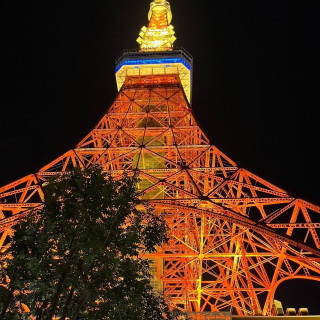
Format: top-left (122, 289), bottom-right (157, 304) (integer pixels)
top-left (1, 0), bottom-right (320, 317)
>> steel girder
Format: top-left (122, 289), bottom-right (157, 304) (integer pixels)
top-left (1, 75), bottom-right (320, 315)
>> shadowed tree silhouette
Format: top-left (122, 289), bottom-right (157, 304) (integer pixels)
top-left (0, 166), bottom-right (181, 320)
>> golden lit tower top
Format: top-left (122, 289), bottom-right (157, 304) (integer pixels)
top-left (137, 0), bottom-right (176, 52)
top-left (115, 0), bottom-right (192, 103)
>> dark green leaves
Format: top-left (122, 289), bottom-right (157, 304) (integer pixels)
top-left (0, 166), bottom-right (180, 320)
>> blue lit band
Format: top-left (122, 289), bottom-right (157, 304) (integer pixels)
top-left (116, 58), bottom-right (191, 73)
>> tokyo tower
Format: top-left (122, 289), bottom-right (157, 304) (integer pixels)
top-left (1, 0), bottom-right (320, 316)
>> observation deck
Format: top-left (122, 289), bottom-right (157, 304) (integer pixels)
top-left (115, 47), bottom-right (193, 104)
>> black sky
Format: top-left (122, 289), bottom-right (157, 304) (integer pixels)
top-left (1, 0), bottom-right (320, 314)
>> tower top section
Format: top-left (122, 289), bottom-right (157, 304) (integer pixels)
top-left (137, 0), bottom-right (176, 52)
top-left (115, 0), bottom-right (193, 103)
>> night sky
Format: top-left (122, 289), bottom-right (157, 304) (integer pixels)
top-left (1, 0), bottom-right (319, 314)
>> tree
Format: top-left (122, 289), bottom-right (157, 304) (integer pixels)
top-left (0, 166), bottom-right (181, 319)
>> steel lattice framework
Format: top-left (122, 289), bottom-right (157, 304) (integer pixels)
top-left (1, 1), bottom-right (320, 317)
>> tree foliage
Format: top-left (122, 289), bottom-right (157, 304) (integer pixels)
top-left (0, 166), bottom-right (181, 319)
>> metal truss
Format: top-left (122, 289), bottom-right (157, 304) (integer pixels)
top-left (1, 74), bottom-right (320, 315)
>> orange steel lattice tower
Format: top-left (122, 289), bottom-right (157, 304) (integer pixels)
top-left (1, 0), bottom-right (320, 316)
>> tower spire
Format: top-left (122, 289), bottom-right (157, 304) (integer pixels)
top-left (137, 0), bottom-right (176, 52)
